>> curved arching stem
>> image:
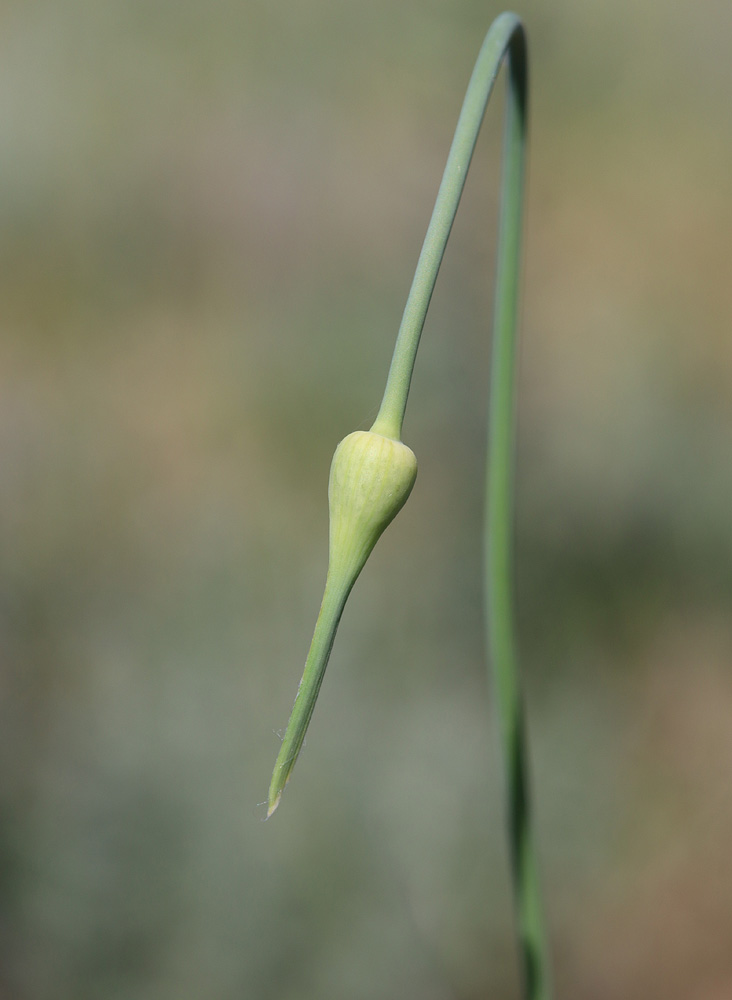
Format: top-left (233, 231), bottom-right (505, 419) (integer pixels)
top-left (372, 14), bottom-right (552, 1000)
top-left (371, 13), bottom-right (526, 442)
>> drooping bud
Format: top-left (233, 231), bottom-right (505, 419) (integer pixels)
top-left (267, 429), bottom-right (417, 816)
top-left (327, 431), bottom-right (418, 589)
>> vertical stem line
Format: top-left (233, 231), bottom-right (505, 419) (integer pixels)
top-left (485, 31), bottom-right (552, 1000)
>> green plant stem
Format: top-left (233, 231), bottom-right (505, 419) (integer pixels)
top-left (372, 14), bottom-right (552, 1000)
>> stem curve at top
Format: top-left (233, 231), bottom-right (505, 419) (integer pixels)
top-left (370, 11), bottom-right (527, 441)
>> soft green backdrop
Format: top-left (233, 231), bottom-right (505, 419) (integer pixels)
top-left (2, 1), bottom-right (732, 998)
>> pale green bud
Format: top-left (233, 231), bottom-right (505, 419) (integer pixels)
top-left (267, 429), bottom-right (416, 816)
top-left (328, 431), bottom-right (418, 588)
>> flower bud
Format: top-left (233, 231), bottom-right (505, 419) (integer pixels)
top-left (328, 431), bottom-right (418, 588)
top-left (267, 429), bottom-right (417, 816)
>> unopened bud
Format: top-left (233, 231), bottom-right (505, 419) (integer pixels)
top-left (328, 431), bottom-right (418, 588)
top-left (267, 429), bottom-right (417, 816)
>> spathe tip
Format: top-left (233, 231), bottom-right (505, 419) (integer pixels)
top-left (266, 793), bottom-right (282, 819)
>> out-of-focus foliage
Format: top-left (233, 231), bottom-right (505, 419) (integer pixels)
top-left (1, 1), bottom-right (732, 998)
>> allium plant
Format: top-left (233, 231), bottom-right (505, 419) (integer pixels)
top-left (267, 14), bottom-right (552, 1000)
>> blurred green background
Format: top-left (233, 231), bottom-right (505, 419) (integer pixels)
top-left (2, 1), bottom-right (732, 997)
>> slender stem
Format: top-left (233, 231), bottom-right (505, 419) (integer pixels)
top-left (371, 13), bottom-right (521, 441)
top-left (372, 14), bottom-right (552, 1000)
top-left (486, 33), bottom-right (552, 1000)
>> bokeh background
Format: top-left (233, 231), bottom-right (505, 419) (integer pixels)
top-left (2, 1), bottom-right (732, 997)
